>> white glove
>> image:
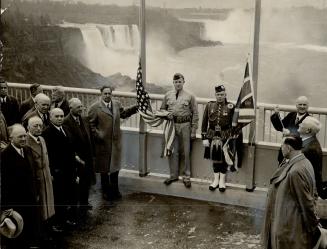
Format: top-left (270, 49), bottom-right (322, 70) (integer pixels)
top-left (202, 140), bottom-right (210, 147)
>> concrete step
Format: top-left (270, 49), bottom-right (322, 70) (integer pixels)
top-left (119, 169), bottom-right (327, 219)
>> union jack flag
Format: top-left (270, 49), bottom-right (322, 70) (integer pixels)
top-left (136, 61), bottom-right (175, 156)
top-left (232, 57), bottom-right (255, 132)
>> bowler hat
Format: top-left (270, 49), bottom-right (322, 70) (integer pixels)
top-left (0, 209), bottom-right (24, 238)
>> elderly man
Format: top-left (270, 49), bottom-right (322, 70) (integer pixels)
top-left (0, 78), bottom-right (20, 126)
top-left (26, 116), bottom-right (55, 233)
top-left (298, 116), bottom-right (324, 198)
top-left (64, 98), bottom-right (94, 211)
top-left (262, 135), bottom-right (322, 249)
top-left (271, 96), bottom-right (310, 163)
top-left (88, 86), bottom-right (138, 201)
top-left (51, 85), bottom-right (69, 116)
top-left (22, 93), bottom-right (51, 129)
top-left (1, 124), bottom-right (40, 248)
top-left (19, 83), bottom-right (43, 119)
top-left (160, 73), bottom-right (199, 188)
top-left (42, 108), bottom-right (77, 228)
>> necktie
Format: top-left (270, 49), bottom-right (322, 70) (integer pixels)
top-left (176, 91), bottom-right (179, 100)
top-left (295, 117), bottom-right (299, 124)
top-left (1, 97), bottom-right (5, 103)
top-left (75, 117), bottom-right (80, 126)
top-left (54, 103), bottom-right (58, 108)
top-left (20, 148), bottom-right (24, 158)
top-left (43, 114), bottom-right (47, 123)
top-left (59, 127), bottom-right (66, 136)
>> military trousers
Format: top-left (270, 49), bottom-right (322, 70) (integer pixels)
top-left (168, 122), bottom-right (191, 180)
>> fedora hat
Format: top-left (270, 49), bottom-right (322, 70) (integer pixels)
top-left (0, 209), bottom-right (24, 238)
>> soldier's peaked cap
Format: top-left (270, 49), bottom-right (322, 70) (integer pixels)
top-left (173, 73), bottom-right (184, 80)
top-left (215, 84), bottom-right (225, 93)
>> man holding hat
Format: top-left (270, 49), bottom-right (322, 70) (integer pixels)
top-left (201, 84), bottom-right (236, 192)
top-left (160, 73), bottom-right (199, 188)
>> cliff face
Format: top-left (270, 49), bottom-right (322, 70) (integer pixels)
top-left (0, 1), bottom-right (221, 92)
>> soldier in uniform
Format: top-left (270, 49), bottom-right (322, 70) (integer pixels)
top-left (160, 73), bottom-right (199, 188)
top-left (201, 85), bottom-right (236, 192)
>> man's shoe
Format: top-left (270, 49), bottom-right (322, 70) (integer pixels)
top-left (219, 187), bottom-right (226, 192)
top-left (209, 185), bottom-right (218, 191)
top-left (183, 180), bottom-right (191, 188)
top-left (164, 178), bottom-right (178, 185)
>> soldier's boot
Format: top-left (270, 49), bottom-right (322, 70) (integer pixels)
top-left (209, 173), bottom-right (220, 191)
top-left (218, 173), bottom-right (226, 192)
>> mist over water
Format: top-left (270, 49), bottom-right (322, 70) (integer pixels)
top-left (61, 7), bottom-right (327, 107)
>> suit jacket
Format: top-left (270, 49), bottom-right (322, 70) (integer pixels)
top-left (22, 109), bottom-right (50, 129)
top-left (87, 99), bottom-right (137, 173)
top-left (53, 99), bottom-right (70, 117)
top-left (20, 97), bottom-right (35, 119)
top-left (0, 95), bottom-right (20, 126)
top-left (26, 134), bottom-right (55, 221)
top-left (271, 111), bottom-right (310, 135)
top-left (42, 123), bottom-right (76, 181)
top-left (63, 113), bottom-right (94, 173)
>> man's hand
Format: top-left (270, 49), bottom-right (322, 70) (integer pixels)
top-left (167, 112), bottom-right (173, 120)
top-left (202, 140), bottom-right (210, 147)
top-left (274, 105), bottom-right (280, 113)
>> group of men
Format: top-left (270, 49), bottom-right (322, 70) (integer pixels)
top-left (0, 79), bottom-right (138, 249)
top-left (1, 74), bottom-right (327, 249)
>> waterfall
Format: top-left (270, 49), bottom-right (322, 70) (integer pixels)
top-left (60, 22), bottom-right (139, 77)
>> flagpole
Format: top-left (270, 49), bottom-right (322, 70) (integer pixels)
top-left (138, 0), bottom-right (149, 177)
top-left (245, 0), bottom-right (261, 192)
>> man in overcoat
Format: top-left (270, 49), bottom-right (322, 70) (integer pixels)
top-left (1, 124), bottom-right (40, 248)
top-left (298, 116), bottom-right (324, 198)
top-left (26, 116), bottom-right (55, 229)
top-left (0, 79), bottom-right (20, 126)
top-left (88, 86), bottom-right (138, 201)
top-left (262, 135), bottom-right (321, 249)
top-left (64, 98), bottom-right (94, 211)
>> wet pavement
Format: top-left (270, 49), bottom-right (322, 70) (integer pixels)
top-left (58, 186), bottom-right (264, 249)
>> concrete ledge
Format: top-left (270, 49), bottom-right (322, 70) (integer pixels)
top-left (119, 170), bottom-right (268, 210)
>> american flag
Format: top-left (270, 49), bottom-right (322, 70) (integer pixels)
top-left (232, 57), bottom-right (255, 132)
top-left (136, 61), bottom-right (175, 156)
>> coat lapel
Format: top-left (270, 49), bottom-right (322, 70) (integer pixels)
top-left (100, 101), bottom-right (113, 116)
top-left (271, 154), bottom-right (306, 186)
top-left (27, 135), bottom-right (42, 157)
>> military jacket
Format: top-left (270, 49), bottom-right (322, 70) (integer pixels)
top-left (201, 101), bottom-right (234, 140)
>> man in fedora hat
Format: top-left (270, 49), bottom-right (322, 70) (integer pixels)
top-left (0, 209), bottom-right (24, 239)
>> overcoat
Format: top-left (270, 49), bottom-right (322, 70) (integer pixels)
top-left (88, 99), bottom-right (137, 173)
top-left (262, 154), bottom-right (320, 249)
top-left (26, 134), bottom-right (55, 221)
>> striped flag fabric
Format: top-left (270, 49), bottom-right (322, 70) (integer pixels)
top-left (232, 58), bottom-right (255, 131)
top-left (136, 61), bottom-right (175, 156)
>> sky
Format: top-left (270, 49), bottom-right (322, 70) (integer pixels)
top-left (46, 0), bottom-right (327, 9)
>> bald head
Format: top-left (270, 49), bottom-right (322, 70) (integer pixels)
top-left (35, 93), bottom-right (50, 114)
top-left (69, 98), bottom-right (83, 116)
top-left (27, 116), bottom-right (43, 136)
top-left (50, 108), bottom-right (64, 126)
top-left (9, 124), bottom-right (27, 148)
top-left (295, 96), bottom-right (309, 115)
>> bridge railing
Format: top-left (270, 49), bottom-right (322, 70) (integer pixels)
top-left (7, 82), bottom-right (327, 148)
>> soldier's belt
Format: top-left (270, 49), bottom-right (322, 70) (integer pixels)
top-left (173, 115), bottom-right (191, 123)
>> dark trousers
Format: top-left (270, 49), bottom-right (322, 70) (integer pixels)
top-left (101, 171), bottom-right (120, 198)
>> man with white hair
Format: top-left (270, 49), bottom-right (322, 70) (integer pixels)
top-left (22, 93), bottom-right (51, 129)
top-left (51, 85), bottom-right (69, 116)
top-left (298, 116), bottom-right (324, 198)
top-left (1, 124), bottom-right (40, 248)
top-left (26, 116), bottom-right (55, 234)
top-left (271, 95), bottom-right (310, 163)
